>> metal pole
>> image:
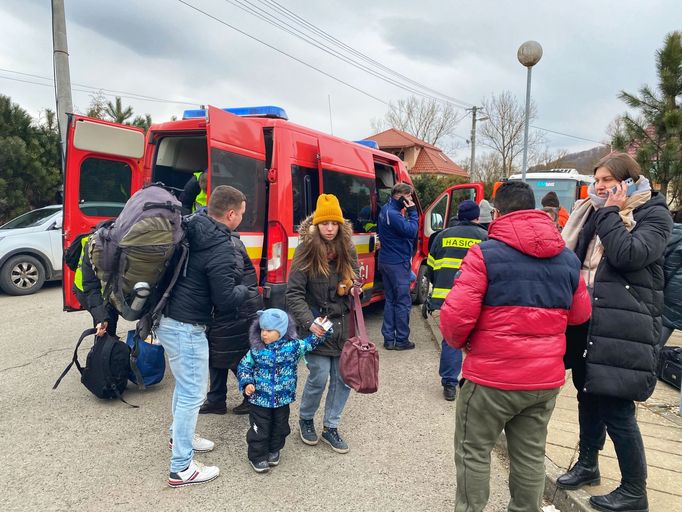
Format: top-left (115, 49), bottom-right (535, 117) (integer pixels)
top-left (521, 66), bottom-right (532, 182)
top-left (469, 106), bottom-right (477, 182)
top-left (52, 0), bottom-right (73, 176)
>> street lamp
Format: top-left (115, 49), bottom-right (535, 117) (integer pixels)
top-left (517, 40), bottom-right (543, 182)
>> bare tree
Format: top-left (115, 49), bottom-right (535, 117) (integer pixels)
top-left (371, 96), bottom-right (463, 146)
top-left (478, 91), bottom-right (544, 176)
top-left (85, 91), bottom-right (108, 119)
top-left (531, 147), bottom-right (570, 170)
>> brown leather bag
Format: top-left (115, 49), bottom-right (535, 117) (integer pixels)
top-left (340, 286), bottom-right (379, 394)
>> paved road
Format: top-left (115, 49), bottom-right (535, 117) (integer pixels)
top-left (0, 284), bottom-right (510, 511)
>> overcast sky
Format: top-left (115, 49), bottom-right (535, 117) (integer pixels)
top-left (1, 0), bottom-right (680, 162)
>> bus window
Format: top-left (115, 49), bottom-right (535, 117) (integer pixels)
top-left (322, 170), bottom-right (375, 233)
top-left (526, 179), bottom-right (577, 210)
top-left (291, 165), bottom-right (320, 230)
top-left (79, 158), bottom-right (132, 217)
top-left (210, 148), bottom-right (266, 232)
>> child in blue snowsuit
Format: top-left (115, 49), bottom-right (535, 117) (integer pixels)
top-left (238, 308), bottom-right (330, 473)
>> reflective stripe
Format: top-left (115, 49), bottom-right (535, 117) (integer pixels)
top-left (431, 288), bottom-right (451, 299)
top-left (440, 237), bottom-right (482, 248)
top-left (427, 257), bottom-right (462, 270)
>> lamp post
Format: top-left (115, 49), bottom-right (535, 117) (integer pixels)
top-left (517, 40), bottom-right (543, 182)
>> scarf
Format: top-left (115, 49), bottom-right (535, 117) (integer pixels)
top-left (562, 177), bottom-right (652, 288)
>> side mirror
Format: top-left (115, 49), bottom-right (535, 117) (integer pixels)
top-left (52, 218), bottom-right (63, 230)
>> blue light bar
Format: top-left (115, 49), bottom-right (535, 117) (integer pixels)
top-left (182, 106), bottom-right (288, 120)
top-left (354, 140), bottom-right (379, 149)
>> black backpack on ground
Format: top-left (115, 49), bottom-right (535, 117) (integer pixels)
top-left (657, 346), bottom-right (682, 390)
top-left (53, 328), bottom-right (137, 407)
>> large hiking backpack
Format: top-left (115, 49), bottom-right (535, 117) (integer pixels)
top-left (53, 328), bottom-right (137, 406)
top-left (88, 184), bottom-right (185, 322)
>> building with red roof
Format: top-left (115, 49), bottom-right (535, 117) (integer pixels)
top-left (365, 128), bottom-right (468, 178)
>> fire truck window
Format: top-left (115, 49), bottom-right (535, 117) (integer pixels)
top-left (292, 165), bottom-right (319, 230)
top-left (429, 194), bottom-right (447, 232)
top-left (210, 148), bottom-right (266, 232)
top-left (322, 170), bottom-right (376, 233)
top-left (79, 158), bottom-right (132, 217)
top-left (448, 188), bottom-right (477, 226)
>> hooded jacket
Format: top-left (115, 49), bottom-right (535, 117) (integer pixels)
top-left (207, 232), bottom-right (263, 369)
top-left (662, 222), bottom-right (682, 330)
top-left (237, 315), bottom-right (326, 408)
top-left (566, 194), bottom-right (673, 401)
top-left (165, 213), bottom-right (247, 325)
top-left (286, 215), bottom-right (359, 357)
top-left (440, 210), bottom-right (592, 391)
top-left (377, 197), bottom-right (419, 265)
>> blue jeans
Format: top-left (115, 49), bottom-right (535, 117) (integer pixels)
top-left (439, 340), bottom-right (463, 387)
top-left (379, 260), bottom-right (412, 346)
top-left (299, 354), bottom-right (351, 429)
top-left (157, 315), bottom-right (209, 473)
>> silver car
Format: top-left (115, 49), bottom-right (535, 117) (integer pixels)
top-left (0, 206), bottom-right (63, 295)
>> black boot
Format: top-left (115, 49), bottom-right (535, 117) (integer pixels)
top-left (589, 481), bottom-right (648, 512)
top-left (556, 445), bottom-right (600, 490)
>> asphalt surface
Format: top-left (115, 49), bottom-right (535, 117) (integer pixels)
top-left (0, 283), bottom-right (511, 511)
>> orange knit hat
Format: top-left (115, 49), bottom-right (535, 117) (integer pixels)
top-left (312, 194), bottom-right (344, 225)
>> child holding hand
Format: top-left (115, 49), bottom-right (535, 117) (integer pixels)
top-left (237, 308), bottom-right (331, 473)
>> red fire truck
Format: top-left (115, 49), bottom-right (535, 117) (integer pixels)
top-left (62, 105), bottom-right (483, 311)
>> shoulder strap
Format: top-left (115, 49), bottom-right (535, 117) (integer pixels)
top-left (350, 287), bottom-right (368, 344)
top-left (53, 328), bottom-right (97, 390)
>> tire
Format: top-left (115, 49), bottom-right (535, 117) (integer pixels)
top-left (0, 255), bottom-right (46, 295)
top-left (412, 264), bottom-right (429, 305)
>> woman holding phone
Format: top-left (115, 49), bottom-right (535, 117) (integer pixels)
top-left (286, 194), bottom-right (359, 454)
top-left (558, 152), bottom-right (672, 511)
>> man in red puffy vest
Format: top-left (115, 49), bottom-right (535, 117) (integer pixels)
top-left (440, 181), bottom-right (591, 512)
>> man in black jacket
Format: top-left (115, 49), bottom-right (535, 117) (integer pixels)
top-left (157, 185), bottom-right (249, 488)
top-left (200, 226), bottom-right (262, 416)
top-left (426, 200), bottom-right (488, 401)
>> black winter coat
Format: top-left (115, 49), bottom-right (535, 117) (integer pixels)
top-left (566, 193), bottom-right (673, 401)
top-left (207, 233), bottom-right (263, 369)
top-left (662, 223), bottom-right (682, 330)
top-left (166, 213), bottom-right (248, 325)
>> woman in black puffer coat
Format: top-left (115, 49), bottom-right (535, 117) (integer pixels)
top-left (558, 153), bottom-right (672, 512)
top-left (202, 232), bottom-right (262, 415)
top-left (661, 210), bottom-right (682, 345)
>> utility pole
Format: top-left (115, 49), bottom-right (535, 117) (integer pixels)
top-left (52, 0), bottom-right (73, 175)
top-left (469, 106), bottom-right (478, 182)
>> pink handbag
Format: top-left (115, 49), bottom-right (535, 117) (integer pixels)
top-left (340, 286), bottom-right (379, 394)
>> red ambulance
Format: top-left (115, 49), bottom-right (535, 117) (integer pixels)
top-left (62, 105), bottom-right (483, 312)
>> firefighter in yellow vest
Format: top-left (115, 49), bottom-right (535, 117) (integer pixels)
top-left (426, 200), bottom-right (488, 401)
top-left (73, 235), bottom-right (119, 337)
top-left (180, 171), bottom-right (208, 214)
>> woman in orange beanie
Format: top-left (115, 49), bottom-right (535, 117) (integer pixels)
top-left (286, 194), bottom-right (358, 454)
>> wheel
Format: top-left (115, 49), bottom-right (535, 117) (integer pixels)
top-left (412, 264), bottom-right (429, 305)
top-left (0, 255), bottom-right (46, 295)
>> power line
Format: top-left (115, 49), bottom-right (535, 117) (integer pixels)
top-left (177, 0), bottom-right (389, 106)
top-left (531, 125), bottom-right (606, 145)
top-left (258, 0), bottom-right (473, 108)
top-left (224, 0), bottom-right (472, 109)
top-left (0, 67), bottom-right (201, 106)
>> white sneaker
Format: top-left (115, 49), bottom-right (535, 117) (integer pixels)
top-left (168, 460), bottom-right (220, 487)
top-left (168, 434), bottom-right (215, 453)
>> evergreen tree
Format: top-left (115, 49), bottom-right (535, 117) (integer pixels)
top-left (613, 31), bottom-right (682, 205)
top-left (0, 96), bottom-right (61, 223)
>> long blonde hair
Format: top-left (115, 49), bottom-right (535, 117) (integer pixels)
top-left (291, 215), bottom-right (356, 281)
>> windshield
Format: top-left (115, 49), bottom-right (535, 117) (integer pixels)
top-left (525, 179), bottom-right (577, 210)
top-left (0, 208), bottom-right (60, 229)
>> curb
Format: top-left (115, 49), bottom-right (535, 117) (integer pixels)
top-left (422, 313), bottom-right (593, 511)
